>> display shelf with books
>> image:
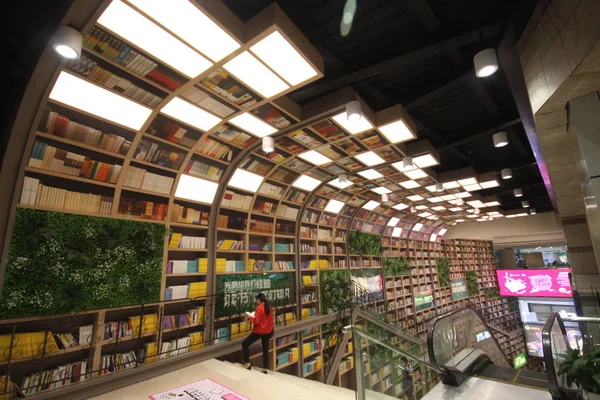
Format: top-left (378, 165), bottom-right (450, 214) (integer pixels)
top-left (145, 114), bottom-right (201, 150)
top-left (123, 163), bottom-right (176, 196)
top-left (133, 138), bottom-right (186, 171)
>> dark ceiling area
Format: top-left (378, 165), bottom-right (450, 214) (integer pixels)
top-left (224, 0), bottom-right (551, 214)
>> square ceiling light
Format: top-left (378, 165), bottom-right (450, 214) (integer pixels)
top-left (329, 177), bottom-right (353, 189)
top-left (175, 174), bottom-right (218, 203)
top-left (355, 151), bottom-right (385, 166)
top-left (97, 0), bottom-right (211, 78)
top-left (393, 203), bottom-right (409, 210)
top-left (324, 199), bottom-right (345, 214)
top-left (413, 153), bottom-right (439, 168)
top-left (430, 233), bottom-right (438, 242)
top-left (372, 187), bottom-right (392, 195)
top-left (443, 181), bottom-right (460, 189)
top-left (362, 200), bottom-right (380, 211)
top-left (161, 97), bottom-right (221, 131)
top-left (456, 219), bottom-right (465, 222)
top-left (416, 205), bottom-right (428, 210)
top-left (292, 174), bottom-right (321, 191)
top-left (480, 180), bottom-right (500, 189)
top-left (438, 228), bottom-right (447, 235)
top-left (392, 227), bottom-right (402, 237)
top-left (425, 185), bottom-right (437, 192)
top-left (298, 150), bottom-right (332, 165)
top-left (463, 183), bottom-right (482, 191)
top-left (332, 112), bottom-right (373, 134)
top-left (49, 72), bottom-right (152, 130)
top-left (387, 217), bottom-right (400, 226)
top-left (407, 194), bottom-right (424, 201)
top-left (485, 201), bottom-right (501, 206)
top-left (399, 180), bottom-right (420, 189)
top-left (229, 113), bottom-right (277, 137)
top-left (440, 194), bottom-right (456, 201)
top-left (250, 31), bottom-right (318, 86)
top-left (455, 192), bottom-right (472, 198)
top-left (418, 212), bottom-right (432, 218)
top-left (449, 207), bottom-right (463, 212)
top-left (392, 160), bottom-right (417, 173)
top-left (377, 119), bottom-right (416, 143)
top-left (458, 177), bottom-right (478, 186)
top-left (127, 0), bottom-right (240, 62)
top-left (432, 206), bottom-right (446, 211)
top-left (412, 223), bottom-right (423, 231)
top-left (467, 214), bottom-right (478, 218)
top-left (229, 168), bottom-right (264, 192)
top-left (223, 51), bottom-right (289, 98)
top-left (404, 169), bottom-right (428, 180)
top-left (467, 200), bottom-right (486, 208)
top-left (358, 169), bottom-right (383, 180)
top-left (427, 197), bottom-right (443, 203)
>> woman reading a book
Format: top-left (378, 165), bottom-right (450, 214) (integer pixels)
top-left (242, 293), bottom-right (274, 371)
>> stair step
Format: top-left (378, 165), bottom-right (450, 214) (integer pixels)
top-left (268, 370), bottom-right (356, 399)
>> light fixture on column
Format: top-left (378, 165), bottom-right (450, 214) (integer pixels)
top-left (410, 206), bottom-right (417, 213)
top-left (457, 198), bottom-right (464, 205)
top-left (52, 26), bottom-right (83, 59)
top-left (435, 183), bottom-right (443, 192)
top-left (493, 131), bottom-right (509, 148)
top-left (403, 156), bottom-right (413, 170)
top-left (262, 136), bottom-right (274, 153)
top-left (501, 168), bottom-right (512, 180)
top-left (530, 208), bottom-right (536, 215)
top-left (474, 208), bottom-right (480, 215)
top-left (522, 201), bottom-right (530, 208)
top-left (382, 193), bottom-right (389, 202)
top-left (474, 48), bottom-right (499, 78)
top-left (346, 101), bottom-right (362, 121)
top-left (514, 188), bottom-right (523, 197)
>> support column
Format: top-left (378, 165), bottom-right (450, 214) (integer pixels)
top-left (498, 248), bottom-right (516, 270)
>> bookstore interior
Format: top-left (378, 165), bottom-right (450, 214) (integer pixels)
top-left (1, 1), bottom-right (599, 400)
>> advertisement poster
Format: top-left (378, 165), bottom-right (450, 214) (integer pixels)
top-left (450, 278), bottom-right (468, 300)
top-left (414, 290), bottom-right (434, 311)
top-left (523, 324), bottom-right (582, 357)
top-left (150, 378), bottom-right (250, 400)
top-left (215, 273), bottom-right (294, 317)
top-left (496, 269), bottom-right (572, 297)
top-left (351, 273), bottom-right (384, 298)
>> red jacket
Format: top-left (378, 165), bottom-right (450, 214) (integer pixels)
top-left (249, 303), bottom-right (274, 334)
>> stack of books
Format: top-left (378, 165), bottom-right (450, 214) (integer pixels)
top-left (171, 205), bottom-right (209, 225)
top-left (21, 360), bottom-right (89, 394)
top-left (166, 259), bottom-right (199, 274)
top-left (123, 166), bottom-right (174, 194)
top-left (100, 351), bottom-right (136, 375)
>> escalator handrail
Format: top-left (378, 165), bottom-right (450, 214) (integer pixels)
top-left (542, 311), bottom-right (572, 400)
top-left (426, 306), bottom-right (511, 372)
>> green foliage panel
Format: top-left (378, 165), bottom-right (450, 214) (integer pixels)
top-left (348, 230), bottom-right (382, 255)
top-left (465, 270), bottom-right (479, 296)
top-left (319, 269), bottom-right (351, 315)
top-left (484, 287), bottom-right (500, 299)
top-left (436, 257), bottom-right (450, 287)
top-left (0, 209), bottom-right (167, 318)
top-left (383, 257), bottom-right (411, 276)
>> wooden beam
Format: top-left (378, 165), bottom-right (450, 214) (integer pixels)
top-left (436, 118), bottom-right (522, 151)
top-left (466, 74), bottom-right (500, 115)
top-left (407, 0), bottom-right (442, 31)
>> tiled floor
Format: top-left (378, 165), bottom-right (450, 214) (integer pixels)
top-left (422, 377), bottom-right (553, 400)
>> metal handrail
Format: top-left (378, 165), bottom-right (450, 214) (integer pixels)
top-left (541, 312), bottom-right (572, 400)
top-left (561, 316), bottom-right (600, 323)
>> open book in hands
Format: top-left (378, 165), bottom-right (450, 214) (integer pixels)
top-left (245, 311), bottom-right (255, 318)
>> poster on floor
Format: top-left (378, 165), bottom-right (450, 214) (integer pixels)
top-left (414, 290), bottom-right (434, 311)
top-left (149, 378), bottom-right (250, 400)
top-left (450, 278), bottom-right (468, 300)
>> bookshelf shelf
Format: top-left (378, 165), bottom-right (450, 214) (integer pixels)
top-left (166, 273), bottom-right (206, 277)
top-left (303, 366), bottom-right (322, 378)
top-left (25, 167), bottom-right (117, 188)
top-left (276, 360), bottom-right (297, 371)
top-left (142, 133), bottom-right (190, 152)
top-left (122, 187), bottom-right (171, 199)
top-left (168, 222), bottom-right (208, 230)
top-left (131, 159), bottom-right (179, 174)
top-left (276, 340), bottom-right (298, 351)
top-left (100, 331), bottom-right (156, 346)
top-left (17, 204), bottom-right (109, 219)
top-left (35, 131), bottom-right (127, 160)
top-left (0, 344), bottom-right (90, 367)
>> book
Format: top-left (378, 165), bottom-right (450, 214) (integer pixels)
top-left (245, 311), bottom-right (255, 318)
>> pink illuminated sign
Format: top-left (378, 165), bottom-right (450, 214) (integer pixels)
top-left (496, 269), bottom-right (572, 297)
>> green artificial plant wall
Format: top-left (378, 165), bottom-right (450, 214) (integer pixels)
top-left (382, 257), bottom-right (411, 276)
top-left (466, 270), bottom-right (479, 296)
top-left (348, 230), bottom-right (383, 256)
top-left (436, 257), bottom-right (450, 287)
top-left (320, 269), bottom-right (351, 315)
top-left (0, 209), bottom-right (167, 318)
top-left (484, 287), bottom-right (500, 299)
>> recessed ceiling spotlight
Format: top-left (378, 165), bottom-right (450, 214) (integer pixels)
top-left (262, 136), bottom-right (274, 153)
top-left (53, 26), bottom-right (83, 59)
top-left (501, 168), bottom-right (512, 179)
top-left (474, 48), bottom-right (499, 78)
top-left (346, 100), bottom-right (362, 121)
top-left (435, 183), bottom-right (444, 192)
top-left (382, 193), bottom-right (390, 202)
top-left (493, 131), bottom-right (509, 148)
top-left (403, 156), bottom-right (413, 170)
top-left (339, 174), bottom-right (348, 184)
top-left (456, 199), bottom-right (465, 206)
top-left (514, 188), bottom-right (523, 197)
top-left (474, 208), bottom-right (480, 215)
top-left (410, 206), bottom-right (417, 213)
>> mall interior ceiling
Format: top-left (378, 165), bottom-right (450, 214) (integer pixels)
top-left (2, 0), bottom-right (552, 214)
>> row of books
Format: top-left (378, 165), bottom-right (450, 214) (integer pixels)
top-left (253, 200), bottom-right (277, 215)
top-left (165, 282), bottom-right (207, 300)
top-left (249, 243), bottom-right (271, 251)
top-left (216, 240), bottom-right (244, 251)
top-left (169, 233), bottom-right (207, 249)
top-left (285, 189), bottom-right (307, 204)
top-left (199, 70), bottom-right (258, 108)
top-left (40, 109), bottom-right (131, 155)
top-left (274, 243), bottom-right (294, 252)
top-left (317, 230), bottom-right (333, 240)
top-left (252, 105), bottom-right (292, 129)
top-left (301, 307), bottom-right (317, 320)
top-left (276, 312), bottom-right (297, 326)
top-left (216, 259), bottom-right (245, 273)
top-left (301, 292), bottom-right (318, 304)
top-left (21, 360), bottom-right (89, 395)
top-left (133, 140), bottom-right (185, 170)
top-left (184, 158), bottom-right (224, 181)
top-left (300, 244), bottom-right (315, 253)
top-left (67, 55), bottom-right (163, 107)
top-left (166, 259), bottom-right (208, 274)
top-left (317, 245), bottom-right (331, 254)
top-left (335, 230), bottom-right (347, 241)
top-left (217, 215), bottom-right (246, 230)
top-left (118, 197), bottom-right (167, 221)
top-left (160, 337), bottom-right (190, 359)
top-left (275, 222), bottom-right (295, 236)
top-left (303, 210), bottom-right (319, 223)
top-left (171, 204), bottom-right (209, 225)
top-left (197, 138), bottom-right (234, 162)
top-left (161, 310), bottom-right (202, 330)
top-left (258, 182), bottom-right (285, 198)
top-left (248, 219), bottom-right (273, 234)
top-left (334, 259), bottom-right (347, 269)
top-left (147, 117), bottom-right (196, 149)
top-left (270, 168), bottom-right (296, 184)
top-left (276, 347), bottom-right (299, 367)
top-left (334, 245), bottom-right (346, 254)
top-left (182, 86), bottom-right (235, 118)
top-left (29, 141), bottom-right (121, 183)
top-left (213, 124), bottom-right (257, 148)
top-left (20, 177), bottom-right (113, 215)
top-left (319, 213), bottom-right (336, 226)
top-left (100, 351), bottom-right (136, 375)
top-left (248, 260), bottom-right (294, 271)
top-left (240, 158), bottom-right (272, 176)
top-left (222, 190), bottom-right (253, 210)
top-left (309, 197), bottom-right (327, 209)
top-left (302, 275), bottom-right (318, 285)
top-left (84, 26), bottom-right (184, 91)
top-left (0, 332), bottom-right (56, 361)
top-left (124, 166), bottom-right (174, 194)
top-left (301, 260), bottom-right (330, 270)
top-left (299, 226), bottom-right (317, 239)
top-left (276, 204), bottom-right (299, 219)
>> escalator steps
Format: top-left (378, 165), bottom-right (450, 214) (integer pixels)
top-left (475, 364), bottom-right (549, 391)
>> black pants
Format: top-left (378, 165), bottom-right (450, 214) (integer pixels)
top-left (242, 331), bottom-right (273, 368)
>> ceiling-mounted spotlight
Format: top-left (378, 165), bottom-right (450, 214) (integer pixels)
top-left (522, 201), bottom-right (530, 208)
top-left (346, 101), bottom-right (362, 122)
top-left (52, 26), bottom-right (83, 59)
top-left (474, 208), bottom-right (480, 215)
top-left (456, 199), bottom-right (464, 205)
top-left (514, 188), bottom-right (523, 197)
top-left (501, 168), bottom-right (512, 180)
top-left (339, 174), bottom-right (348, 184)
top-left (403, 156), bottom-right (413, 170)
top-left (382, 193), bottom-right (389, 202)
top-left (262, 136), bottom-right (274, 153)
top-left (435, 183), bottom-right (443, 192)
top-left (493, 131), bottom-right (509, 148)
top-left (530, 208), bottom-right (536, 215)
top-left (410, 206), bottom-right (417, 213)
top-left (474, 48), bottom-right (499, 78)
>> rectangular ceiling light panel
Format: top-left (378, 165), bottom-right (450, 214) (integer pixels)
top-left (404, 168), bottom-right (428, 180)
top-left (229, 168), bottom-right (264, 192)
top-left (127, 0), bottom-right (240, 62)
top-left (372, 187), bottom-right (392, 194)
top-left (378, 119), bottom-right (415, 144)
top-left (407, 195), bottom-right (423, 201)
top-left (175, 174), bottom-right (218, 203)
top-left (250, 31), bottom-right (318, 86)
top-left (413, 154), bottom-right (438, 168)
top-left (298, 150), bottom-right (332, 165)
top-left (427, 197), bottom-right (443, 203)
top-left (229, 113), bottom-right (277, 137)
top-left (458, 177), bottom-right (478, 186)
top-left (332, 112), bottom-right (374, 134)
top-left (49, 72), bottom-right (152, 130)
top-left (358, 169), bottom-right (383, 180)
top-left (399, 180), bottom-right (420, 189)
top-left (324, 199), bottom-right (345, 213)
top-left (412, 223), bottom-right (423, 231)
top-left (223, 51), bottom-right (289, 98)
top-left (418, 212), bottom-right (432, 217)
top-left (443, 181), bottom-right (460, 189)
top-left (393, 203), bottom-right (409, 210)
top-left (362, 200), bottom-right (380, 210)
top-left (415, 205), bottom-right (428, 210)
top-left (292, 174), bottom-right (321, 191)
top-left (480, 180), bottom-right (499, 189)
top-left (392, 227), bottom-right (402, 237)
top-left (432, 206), bottom-right (446, 211)
top-left (97, 0), bottom-right (211, 78)
top-left (463, 183), bottom-right (482, 191)
top-left (161, 97), bottom-right (221, 131)
top-left (387, 217), bottom-right (400, 226)
top-left (392, 160), bottom-right (417, 173)
top-left (329, 177), bottom-right (353, 189)
top-left (355, 151), bottom-right (385, 166)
